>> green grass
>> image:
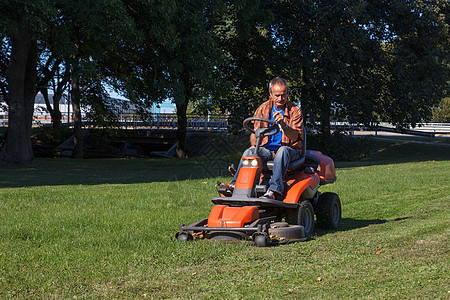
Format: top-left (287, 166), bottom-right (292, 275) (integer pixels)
top-left (0, 139), bottom-right (449, 298)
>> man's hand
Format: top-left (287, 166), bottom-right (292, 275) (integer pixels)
top-left (274, 111), bottom-right (300, 141)
top-left (273, 111), bottom-right (286, 127)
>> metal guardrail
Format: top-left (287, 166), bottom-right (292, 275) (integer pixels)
top-left (312, 122), bottom-right (450, 137)
top-left (119, 120), bottom-right (229, 131)
top-left (117, 114), bottom-right (229, 131)
top-left (4, 112), bottom-right (450, 137)
top-left (375, 126), bottom-right (436, 138)
top-left (57, 114), bottom-right (230, 131)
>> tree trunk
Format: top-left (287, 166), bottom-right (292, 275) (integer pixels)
top-left (175, 97), bottom-right (189, 158)
top-left (0, 30), bottom-right (37, 164)
top-left (51, 103), bottom-right (63, 128)
top-left (40, 88), bottom-right (62, 128)
top-left (71, 73), bottom-right (83, 159)
top-left (51, 69), bottom-right (70, 128)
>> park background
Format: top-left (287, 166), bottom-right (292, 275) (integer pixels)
top-left (1, 0), bottom-right (449, 298)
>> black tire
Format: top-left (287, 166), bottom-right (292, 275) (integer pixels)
top-left (316, 192), bottom-right (341, 230)
top-left (285, 200), bottom-right (315, 237)
top-left (176, 232), bottom-right (193, 242)
top-left (253, 234), bottom-right (269, 247)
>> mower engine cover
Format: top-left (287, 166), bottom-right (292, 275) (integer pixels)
top-left (207, 205), bottom-right (259, 227)
top-left (309, 150), bottom-right (336, 183)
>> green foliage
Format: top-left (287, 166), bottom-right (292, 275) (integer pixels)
top-left (215, 1), bottom-right (275, 131)
top-left (31, 126), bottom-right (72, 146)
top-left (259, 0), bottom-right (449, 133)
top-left (118, 0), bottom-right (231, 105)
top-left (87, 129), bottom-right (123, 155)
top-left (0, 37), bottom-right (9, 100)
top-left (432, 97), bottom-right (450, 122)
top-left (267, 0), bottom-right (386, 133)
top-left (81, 80), bottom-right (120, 128)
top-left (30, 125), bottom-right (72, 157)
top-left (375, 1), bottom-right (449, 128)
top-left (225, 86), bottom-right (267, 133)
top-left (1, 0), bottom-right (449, 162)
top-left (0, 0), bottom-right (57, 37)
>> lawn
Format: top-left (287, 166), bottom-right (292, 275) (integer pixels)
top-left (0, 138), bottom-right (449, 298)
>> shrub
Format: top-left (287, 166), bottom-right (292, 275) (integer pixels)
top-left (307, 132), bottom-right (374, 161)
top-left (31, 126), bottom-right (72, 157)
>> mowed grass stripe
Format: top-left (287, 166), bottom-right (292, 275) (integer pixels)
top-left (0, 140), bottom-right (449, 298)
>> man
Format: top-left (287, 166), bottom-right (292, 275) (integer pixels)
top-left (226, 77), bottom-right (304, 200)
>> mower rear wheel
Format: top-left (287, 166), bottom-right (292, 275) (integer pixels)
top-left (285, 200), bottom-right (315, 237)
top-left (316, 192), bottom-right (341, 230)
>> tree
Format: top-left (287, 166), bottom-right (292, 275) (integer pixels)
top-left (377, 0), bottom-right (449, 128)
top-left (49, 0), bottom-right (134, 158)
top-left (36, 46), bottom-right (69, 128)
top-left (215, 1), bottom-right (275, 132)
top-left (119, 1), bottom-right (256, 158)
top-left (255, 0), bottom-right (448, 134)
top-left (267, 0), bottom-right (385, 135)
top-left (0, 0), bottom-right (56, 164)
top-left (0, 36), bottom-right (9, 102)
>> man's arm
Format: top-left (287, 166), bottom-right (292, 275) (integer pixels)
top-left (273, 111), bottom-right (301, 141)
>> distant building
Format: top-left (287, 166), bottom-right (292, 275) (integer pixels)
top-left (152, 100), bottom-right (176, 114)
top-left (33, 93), bottom-right (73, 124)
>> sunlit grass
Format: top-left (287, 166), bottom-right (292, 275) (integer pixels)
top-left (0, 139), bottom-right (449, 298)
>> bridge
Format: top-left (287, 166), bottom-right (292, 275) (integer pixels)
top-left (118, 114), bottom-right (229, 132)
top-left (324, 122), bottom-right (450, 138)
top-left (32, 115), bottom-right (449, 158)
top-left (78, 114), bottom-right (450, 137)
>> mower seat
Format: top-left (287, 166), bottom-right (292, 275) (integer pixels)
top-left (266, 156), bottom-right (305, 171)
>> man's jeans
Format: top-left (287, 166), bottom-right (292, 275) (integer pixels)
top-left (231, 146), bottom-right (301, 195)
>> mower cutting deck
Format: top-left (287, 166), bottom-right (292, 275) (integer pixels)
top-left (176, 117), bottom-right (341, 247)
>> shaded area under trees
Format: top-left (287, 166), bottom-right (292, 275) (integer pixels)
top-left (0, 0), bottom-right (448, 163)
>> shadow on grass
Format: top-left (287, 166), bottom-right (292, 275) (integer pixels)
top-left (335, 140), bottom-right (450, 169)
top-left (1, 136), bottom-right (448, 189)
top-left (340, 217), bottom-right (388, 230)
top-left (0, 132), bottom-right (245, 188)
top-left (314, 218), bottom-right (386, 238)
top-left (0, 157), bottom-right (237, 188)
top-left (314, 217), bottom-right (412, 238)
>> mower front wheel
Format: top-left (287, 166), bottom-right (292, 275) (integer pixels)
top-left (285, 200), bottom-right (315, 237)
top-left (253, 233), bottom-right (270, 247)
top-left (316, 192), bottom-right (341, 230)
top-left (176, 232), bottom-right (193, 242)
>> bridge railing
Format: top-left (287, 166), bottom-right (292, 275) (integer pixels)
top-left (117, 113), bottom-right (229, 131)
top-left (307, 121), bottom-right (450, 137)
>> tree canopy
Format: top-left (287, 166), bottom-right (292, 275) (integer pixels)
top-left (0, 0), bottom-right (448, 162)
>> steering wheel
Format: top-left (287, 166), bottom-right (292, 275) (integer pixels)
top-left (243, 117), bottom-right (280, 138)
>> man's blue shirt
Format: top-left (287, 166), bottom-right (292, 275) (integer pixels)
top-left (265, 106), bottom-right (284, 151)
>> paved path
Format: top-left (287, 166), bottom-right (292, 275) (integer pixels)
top-left (371, 136), bottom-right (450, 146)
top-left (353, 131), bottom-right (450, 146)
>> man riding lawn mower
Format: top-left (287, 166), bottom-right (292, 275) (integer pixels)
top-left (176, 78), bottom-right (341, 246)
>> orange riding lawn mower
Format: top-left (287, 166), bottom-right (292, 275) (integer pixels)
top-left (176, 117), bottom-right (341, 247)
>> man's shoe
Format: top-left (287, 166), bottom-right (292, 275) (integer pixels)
top-left (260, 190), bottom-right (277, 200)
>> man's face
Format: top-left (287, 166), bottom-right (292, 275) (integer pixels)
top-left (270, 83), bottom-right (289, 109)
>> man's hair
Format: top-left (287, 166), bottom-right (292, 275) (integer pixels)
top-left (269, 77), bottom-right (290, 95)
